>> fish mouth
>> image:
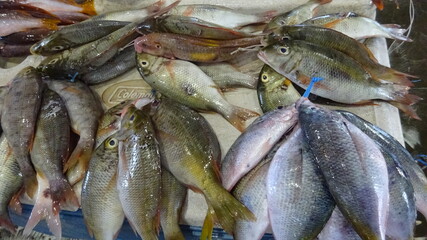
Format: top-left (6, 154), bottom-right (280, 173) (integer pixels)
top-left (257, 51), bottom-right (270, 65)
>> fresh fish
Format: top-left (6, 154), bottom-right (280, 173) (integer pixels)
top-left (264, 0), bottom-right (332, 31)
top-left (15, 0), bottom-right (96, 15)
top-left (264, 25), bottom-right (415, 86)
top-left (150, 98), bottom-right (255, 234)
top-left (0, 135), bottom-right (23, 234)
top-left (301, 13), bottom-right (411, 41)
top-left (46, 80), bottom-right (103, 185)
top-left (267, 127), bottom-right (335, 240)
top-left (0, 28), bottom-right (53, 45)
top-left (81, 135), bottom-right (125, 240)
top-left (25, 89), bottom-right (79, 238)
top-left (1, 66), bottom-right (44, 197)
top-left (0, 43), bottom-right (31, 58)
top-left (117, 105), bottom-right (161, 240)
top-left (169, 4), bottom-right (275, 29)
top-left (134, 33), bottom-right (262, 62)
top-left (258, 40), bottom-right (421, 119)
top-left (136, 53), bottom-right (258, 131)
top-left (160, 169), bottom-right (187, 240)
top-left (221, 104), bottom-right (298, 190)
top-left (30, 20), bottom-right (130, 55)
top-left (81, 46), bottom-right (136, 85)
top-left (336, 110), bottom-right (427, 222)
top-left (197, 62), bottom-right (258, 90)
top-left (257, 64), bottom-right (301, 113)
top-left (0, 10), bottom-right (59, 37)
top-left (317, 208), bottom-right (361, 240)
top-left (298, 99), bottom-right (389, 240)
top-left (139, 15), bottom-right (257, 40)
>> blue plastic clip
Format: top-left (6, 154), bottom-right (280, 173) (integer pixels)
top-left (414, 154), bottom-right (427, 166)
top-left (69, 72), bottom-right (79, 82)
top-left (302, 77), bottom-right (324, 98)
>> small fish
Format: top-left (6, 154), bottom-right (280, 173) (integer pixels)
top-left (299, 99), bottom-right (389, 240)
top-left (81, 46), bottom-right (136, 85)
top-left (117, 105), bottom-right (161, 240)
top-left (221, 104), bottom-right (298, 190)
top-left (258, 40), bottom-right (421, 119)
top-left (136, 53), bottom-right (258, 132)
top-left (46, 80), bottom-right (103, 185)
top-left (0, 43), bottom-right (32, 58)
top-left (134, 33), bottom-right (262, 62)
top-left (169, 4), bottom-right (275, 29)
top-left (1, 28), bottom-right (53, 45)
top-left (264, 0), bottom-right (332, 31)
top-left (81, 135), bottom-right (125, 240)
top-left (160, 169), bottom-right (187, 240)
top-left (267, 126), bottom-right (335, 240)
top-left (0, 135), bottom-right (23, 234)
top-left (257, 64), bottom-right (301, 113)
top-left (0, 10), bottom-right (59, 37)
top-left (301, 13), bottom-right (411, 41)
top-left (31, 20), bottom-right (130, 55)
top-left (1, 66), bottom-right (44, 198)
top-left (317, 208), bottom-right (362, 240)
top-left (264, 25), bottom-right (415, 86)
top-left (15, 0), bottom-right (96, 15)
top-left (150, 98), bottom-right (255, 234)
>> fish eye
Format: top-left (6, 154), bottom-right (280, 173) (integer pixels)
top-left (52, 45), bottom-right (64, 51)
top-left (281, 36), bottom-right (290, 41)
top-left (279, 20), bottom-right (286, 25)
top-left (277, 46), bottom-right (289, 55)
top-left (48, 58), bottom-right (59, 65)
top-left (129, 114), bottom-right (135, 122)
top-left (105, 138), bottom-right (118, 149)
top-left (155, 44), bottom-right (161, 49)
top-left (140, 59), bottom-right (149, 67)
top-left (261, 73), bottom-right (269, 83)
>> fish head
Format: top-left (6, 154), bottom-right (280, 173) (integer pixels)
top-left (117, 104), bottom-right (150, 139)
top-left (259, 64), bottom-right (291, 92)
top-left (136, 52), bottom-right (164, 77)
top-left (103, 136), bottom-right (119, 151)
top-left (297, 99), bottom-right (341, 125)
top-left (134, 34), bottom-right (166, 56)
top-left (264, 12), bottom-right (297, 32)
top-left (14, 66), bottom-right (40, 81)
top-left (258, 42), bottom-right (293, 74)
top-left (30, 34), bottom-right (71, 55)
top-left (37, 52), bottom-right (74, 80)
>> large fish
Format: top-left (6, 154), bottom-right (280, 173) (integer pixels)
top-left (46, 80), bottom-right (103, 185)
top-left (0, 135), bottom-right (23, 234)
top-left (150, 98), bottom-right (255, 234)
top-left (298, 99), bottom-right (389, 240)
top-left (267, 126), bottom-right (335, 239)
top-left (81, 135), bottom-right (125, 240)
top-left (117, 105), bottom-right (161, 240)
top-left (258, 40), bottom-right (421, 119)
top-left (136, 53), bottom-right (258, 132)
top-left (221, 104), bottom-right (298, 190)
top-left (1, 66), bottom-right (44, 197)
top-left (159, 169), bottom-right (187, 240)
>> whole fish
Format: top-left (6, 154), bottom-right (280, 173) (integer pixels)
top-left (267, 127), bottom-right (335, 240)
top-left (299, 99), bottom-right (389, 240)
top-left (0, 135), bottom-right (23, 234)
top-left (1, 66), bottom-right (44, 197)
top-left (117, 105), bottom-right (161, 240)
top-left (169, 4), bottom-right (275, 29)
top-left (30, 20), bottom-right (130, 55)
top-left (81, 135), bottom-right (125, 240)
top-left (15, 0), bottom-right (96, 15)
top-left (301, 13), bottom-right (411, 41)
top-left (160, 169), bottom-right (187, 240)
top-left (336, 110), bottom-right (427, 222)
top-left (150, 98), bottom-right (255, 234)
top-left (264, 25), bottom-right (415, 86)
top-left (258, 40), bottom-right (421, 119)
top-left (81, 46), bottom-right (136, 85)
top-left (136, 53), bottom-right (258, 132)
top-left (139, 15), bottom-right (257, 40)
top-left (0, 28), bottom-right (53, 45)
top-left (25, 89), bottom-right (79, 239)
top-left (264, 0), bottom-right (332, 31)
top-left (221, 104), bottom-right (298, 190)
top-left (317, 208), bottom-right (361, 240)
top-left (0, 43), bottom-right (31, 58)
top-left (134, 33), bottom-right (262, 62)
top-left (46, 80), bottom-right (103, 185)
top-left (197, 62), bottom-right (258, 90)
top-left (257, 64), bottom-right (301, 113)
top-left (0, 10), bottom-right (58, 37)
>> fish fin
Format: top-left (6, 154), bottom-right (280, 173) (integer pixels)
top-left (63, 137), bottom-right (94, 180)
top-left (391, 89), bottom-right (422, 106)
top-left (40, 19), bottom-right (60, 31)
top-left (23, 175), bottom-right (38, 199)
top-left (351, 100), bottom-right (379, 106)
top-left (372, 0), bottom-right (384, 10)
top-left (63, 86), bottom-right (83, 95)
top-left (9, 188), bottom-right (23, 214)
top-left (322, 19), bottom-right (344, 29)
top-left (187, 185), bottom-right (204, 194)
top-left (205, 185), bottom-right (255, 234)
top-left (296, 72), bottom-right (311, 86)
top-left (390, 102), bottom-right (421, 120)
top-left (200, 205), bottom-right (215, 240)
top-left (49, 178), bottom-right (80, 214)
top-left (224, 106), bottom-right (260, 132)
top-left (127, 218), bottom-right (139, 236)
top-left (146, 0), bottom-right (165, 13)
top-left (0, 214), bottom-right (16, 234)
top-left (374, 69), bottom-right (416, 86)
top-left (79, 0), bottom-right (96, 16)
top-left (381, 24), bottom-right (412, 42)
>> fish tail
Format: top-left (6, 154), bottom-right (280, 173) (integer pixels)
top-left (373, 68), bottom-right (416, 86)
top-left (49, 178), bottom-right (80, 213)
top-left (390, 101), bottom-right (421, 120)
top-left (389, 84), bottom-right (422, 106)
top-left (64, 138), bottom-right (95, 183)
top-left (23, 174), bottom-right (38, 199)
top-left (146, 0), bottom-right (166, 14)
top-left (40, 18), bottom-right (60, 31)
top-left (9, 188), bottom-right (23, 214)
top-left (223, 106), bottom-right (259, 132)
top-left (372, 0), bottom-right (385, 10)
top-left (200, 205), bottom-right (215, 240)
top-left (381, 24), bottom-right (412, 42)
top-left (79, 0), bottom-right (97, 15)
top-left (0, 213), bottom-right (16, 234)
top-left (205, 185), bottom-right (255, 234)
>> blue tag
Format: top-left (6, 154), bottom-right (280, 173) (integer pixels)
top-left (302, 77), bottom-right (324, 98)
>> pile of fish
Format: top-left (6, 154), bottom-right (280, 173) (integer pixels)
top-left (0, 0), bottom-right (424, 239)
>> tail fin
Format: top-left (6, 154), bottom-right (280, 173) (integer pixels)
top-left (200, 205), bottom-right (215, 240)
top-left (205, 185), bottom-right (255, 234)
top-left (381, 24), bottom-right (412, 42)
top-left (23, 174), bottom-right (38, 199)
top-left (64, 137), bottom-right (95, 184)
top-left (390, 101), bottom-right (421, 120)
top-left (0, 214), bottom-right (16, 234)
top-left (79, 0), bottom-right (97, 15)
top-left (374, 68), bottom-right (416, 87)
top-left (391, 87), bottom-right (422, 105)
top-left (223, 106), bottom-right (259, 132)
top-left (49, 178), bottom-right (80, 213)
top-left (9, 188), bottom-right (23, 214)
top-left (372, 0), bottom-right (384, 10)
top-left (40, 19), bottom-right (60, 31)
